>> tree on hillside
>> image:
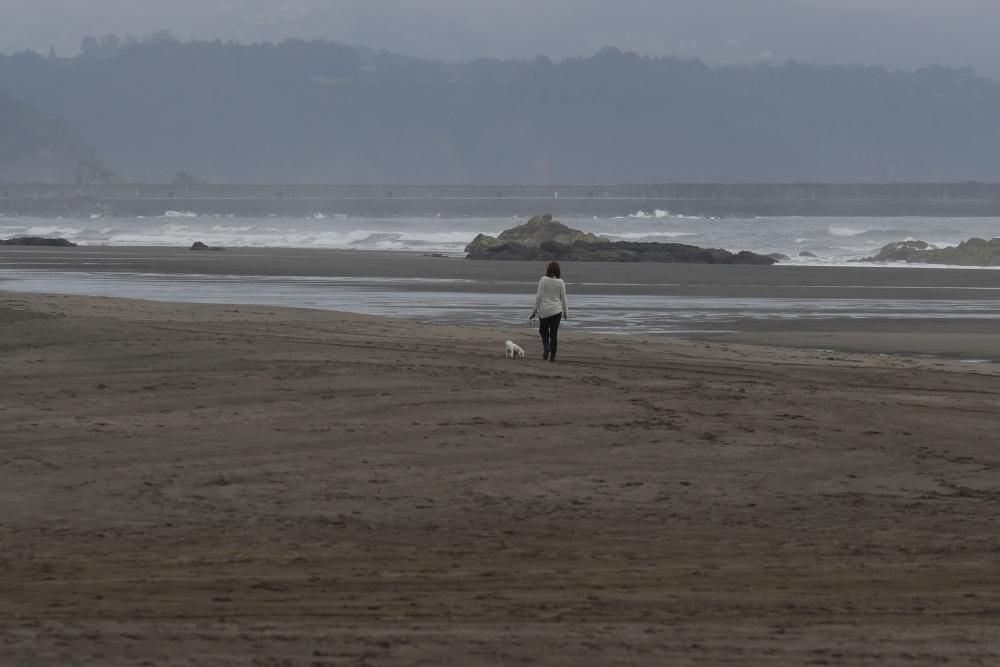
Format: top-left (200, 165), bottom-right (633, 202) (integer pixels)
top-left (0, 91), bottom-right (97, 182)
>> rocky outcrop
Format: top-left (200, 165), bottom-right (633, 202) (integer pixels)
top-left (190, 241), bottom-right (224, 251)
top-left (497, 213), bottom-right (603, 246)
top-left (0, 236), bottom-right (77, 247)
top-left (466, 214), bottom-right (775, 264)
top-left (860, 240), bottom-right (932, 263)
top-left (465, 214), bottom-right (603, 256)
top-left (860, 238), bottom-right (1000, 266)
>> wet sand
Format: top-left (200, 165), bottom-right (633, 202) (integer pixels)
top-left (2, 292), bottom-right (999, 665)
top-left (4, 245), bottom-right (1000, 360)
top-left (6, 244), bottom-right (1000, 289)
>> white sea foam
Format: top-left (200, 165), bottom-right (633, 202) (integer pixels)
top-left (827, 224), bottom-right (880, 237)
top-left (5, 214), bottom-right (1000, 268)
top-left (70, 222), bottom-right (484, 252)
top-left (826, 223), bottom-right (911, 238)
top-left (626, 209), bottom-right (673, 219)
top-left (21, 226), bottom-right (86, 236)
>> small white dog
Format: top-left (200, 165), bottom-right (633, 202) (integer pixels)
top-left (505, 340), bottom-right (526, 359)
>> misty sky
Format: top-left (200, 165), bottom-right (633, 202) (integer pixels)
top-left (7, 0), bottom-right (1000, 78)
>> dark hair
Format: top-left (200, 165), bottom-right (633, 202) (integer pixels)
top-left (545, 261), bottom-right (561, 278)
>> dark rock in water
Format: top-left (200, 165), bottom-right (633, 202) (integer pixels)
top-left (929, 237), bottom-right (1000, 265)
top-left (466, 214), bottom-right (774, 264)
top-left (470, 238), bottom-right (773, 264)
top-left (729, 250), bottom-right (779, 265)
top-left (0, 236), bottom-right (76, 247)
top-left (861, 237), bottom-right (1000, 266)
top-left (859, 240), bottom-right (932, 263)
top-left (191, 241), bottom-right (225, 251)
top-left (799, 251), bottom-right (817, 258)
top-left (496, 213), bottom-right (603, 246)
top-left (465, 213), bottom-right (603, 256)
top-left (766, 253), bottom-right (790, 262)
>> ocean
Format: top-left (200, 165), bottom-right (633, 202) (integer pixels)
top-left (3, 211), bottom-right (1000, 265)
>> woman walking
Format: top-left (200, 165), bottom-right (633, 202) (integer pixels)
top-left (533, 261), bottom-right (569, 362)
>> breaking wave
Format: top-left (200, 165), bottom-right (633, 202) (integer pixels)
top-left (826, 223), bottom-right (908, 238)
top-left (3, 213), bottom-right (999, 266)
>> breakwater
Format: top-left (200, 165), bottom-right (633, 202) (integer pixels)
top-left (5, 183), bottom-right (1000, 217)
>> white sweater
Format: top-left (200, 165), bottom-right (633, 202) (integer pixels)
top-left (535, 276), bottom-right (568, 319)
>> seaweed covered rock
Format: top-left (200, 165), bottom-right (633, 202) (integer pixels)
top-left (495, 213), bottom-right (603, 246)
top-left (190, 241), bottom-right (225, 251)
top-left (465, 214), bottom-right (603, 256)
top-left (538, 240), bottom-right (775, 264)
top-left (860, 240), bottom-right (932, 262)
top-left (861, 238), bottom-right (1000, 266)
top-left (465, 215), bottom-right (775, 264)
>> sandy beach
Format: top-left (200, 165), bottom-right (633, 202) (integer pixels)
top-left (2, 289), bottom-right (999, 665)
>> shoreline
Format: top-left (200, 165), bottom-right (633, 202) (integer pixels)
top-left (7, 244), bottom-right (1000, 285)
top-left (2, 292), bottom-right (999, 664)
top-left (3, 245), bottom-right (1000, 359)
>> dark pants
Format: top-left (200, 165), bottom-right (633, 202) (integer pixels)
top-left (539, 312), bottom-right (562, 360)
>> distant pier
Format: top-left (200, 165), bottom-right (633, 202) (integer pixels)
top-left (4, 183), bottom-right (1000, 217)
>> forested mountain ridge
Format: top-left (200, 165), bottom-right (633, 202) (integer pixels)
top-left (0, 90), bottom-right (96, 183)
top-left (1, 37), bottom-right (999, 184)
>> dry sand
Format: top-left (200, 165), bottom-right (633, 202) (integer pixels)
top-left (2, 292), bottom-right (999, 665)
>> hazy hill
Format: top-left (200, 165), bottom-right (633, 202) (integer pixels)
top-left (1, 38), bottom-right (1000, 183)
top-left (0, 90), bottom-right (96, 183)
